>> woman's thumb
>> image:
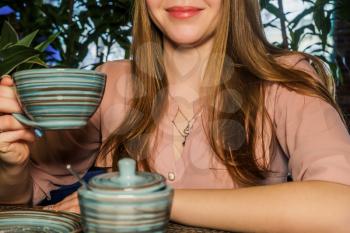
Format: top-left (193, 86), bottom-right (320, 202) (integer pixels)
top-left (0, 75), bottom-right (14, 86)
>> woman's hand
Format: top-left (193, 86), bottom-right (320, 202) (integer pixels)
top-left (0, 75), bottom-right (35, 204)
top-left (0, 75), bottom-right (35, 166)
top-left (43, 192), bottom-right (80, 214)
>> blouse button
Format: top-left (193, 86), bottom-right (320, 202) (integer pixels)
top-left (168, 172), bottom-right (176, 181)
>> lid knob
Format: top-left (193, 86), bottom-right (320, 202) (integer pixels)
top-left (118, 158), bottom-right (136, 179)
top-left (89, 157), bottom-right (165, 193)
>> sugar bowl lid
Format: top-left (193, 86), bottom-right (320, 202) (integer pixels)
top-left (88, 158), bottom-right (166, 194)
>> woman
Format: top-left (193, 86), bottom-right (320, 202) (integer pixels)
top-left (1, 0), bottom-right (350, 232)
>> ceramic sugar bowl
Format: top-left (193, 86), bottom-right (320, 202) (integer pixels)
top-left (78, 158), bottom-right (174, 233)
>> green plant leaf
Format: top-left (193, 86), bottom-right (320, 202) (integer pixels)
top-left (25, 56), bottom-right (47, 66)
top-left (260, 0), bottom-right (270, 10)
top-left (265, 3), bottom-right (287, 21)
top-left (0, 45), bottom-right (41, 76)
top-left (0, 21), bottom-right (19, 49)
top-left (34, 32), bottom-right (60, 52)
top-left (289, 7), bottom-right (314, 29)
top-left (289, 25), bottom-right (315, 51)
top-left (17, 56), bottom-right (48, 70)
top-left (16, 30), bottom-right (39, 47)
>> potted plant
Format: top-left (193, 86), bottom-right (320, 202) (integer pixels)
top-left (0, 21), bottom-right (58, 76)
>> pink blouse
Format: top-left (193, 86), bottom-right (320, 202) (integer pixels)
top-left (29, 59), bottom-right (350, 205)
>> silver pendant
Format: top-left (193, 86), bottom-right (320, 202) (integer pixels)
top-left (183, 124), bottom-right (190, 135)
top-left (168, 172), bottom-right (176, 181)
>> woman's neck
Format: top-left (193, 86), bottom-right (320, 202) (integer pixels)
top-left (163, 37), bottom-right (214, 98)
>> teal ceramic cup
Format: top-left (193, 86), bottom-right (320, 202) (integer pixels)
top-left (12, 68), bottom-right (106, 130)
top-left (78, 158), bottom-right (174, 233)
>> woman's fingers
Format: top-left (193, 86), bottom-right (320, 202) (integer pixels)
top-left (44, 192), bottom-right (81, 214)
top-left (0, 129), bottom-right (36, 144)
top-left (0, 142), bottom-right (30, 165)
top-left (0, 86), bottom-right (16, 99)
top-left (0, 115), bottom-right (28, 132)
top-left (0, 97), bottom-right (21, 113)
top-left (0, 75), bottom-right (14, 86)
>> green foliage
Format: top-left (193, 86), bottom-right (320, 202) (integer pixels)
top-left (261, 0), bottom-right (350, 83)
top-left (0, 21), bottom-right (57, 76)
top-left (0, 0), bottom-right (133, 69)
top-left (1, 1), bottom-right (348, 83)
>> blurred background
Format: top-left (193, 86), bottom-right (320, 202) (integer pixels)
top-left (0, 0), bottom-right (349, 125)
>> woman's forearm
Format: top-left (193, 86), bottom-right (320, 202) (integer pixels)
top-left (0, 160), bottom-right (32, 204)
top-left (171, 181), bottom-right (350, 233)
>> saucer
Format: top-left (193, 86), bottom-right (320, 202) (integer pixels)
top-left (0, 209), bottom-right (82, 232)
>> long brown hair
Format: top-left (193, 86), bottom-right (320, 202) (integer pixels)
top-left (100, 0), bottom-right (346, 186)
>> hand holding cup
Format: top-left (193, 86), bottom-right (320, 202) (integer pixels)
top-left (11, 68), bottom-right (106, 130)
top-left (0, 75), bottom-right (35, 166)
top-left (0, 68), bottom-right (106, 166)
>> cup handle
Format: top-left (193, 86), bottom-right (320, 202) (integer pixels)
top-left (12, 113), bottom-right (44, 137)
top-left (12, 113), bottom-right (39, 127)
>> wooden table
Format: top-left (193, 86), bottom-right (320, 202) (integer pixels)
top-left (0, 205), bottom-right (230, 233)
top-left (167, 222), bottom-right (229, 233)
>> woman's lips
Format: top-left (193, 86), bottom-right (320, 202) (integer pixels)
top-left (166, 6), bottom-right (204, 19)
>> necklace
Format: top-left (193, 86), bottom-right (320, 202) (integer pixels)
top-left (171, 106), bottom-right (202, 147)
top-left (168, 95), bottom-right (203, 182)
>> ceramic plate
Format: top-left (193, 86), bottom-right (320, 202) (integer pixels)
top-left (0, 209), bottom-right (82, 233)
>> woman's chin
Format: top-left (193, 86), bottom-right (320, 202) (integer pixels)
top-left (166, 34), bottom-right (208, 47)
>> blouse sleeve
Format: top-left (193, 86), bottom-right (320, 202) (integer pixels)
top-left (274, 78), bottom-right (350, 185)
